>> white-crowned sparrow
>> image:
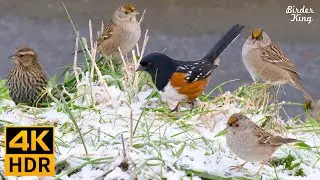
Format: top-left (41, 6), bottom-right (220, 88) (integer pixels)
top-left (97, 4), bottom-right (141, 59)
top-left (226, 113), bottom-right (300, 174)
top-left (242, 28), bottom-right (312, 101)
top-left (6, 46), bottom-right (48, 106)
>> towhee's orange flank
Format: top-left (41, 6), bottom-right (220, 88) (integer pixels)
top-left (136, 24), bottom-right (245, 111)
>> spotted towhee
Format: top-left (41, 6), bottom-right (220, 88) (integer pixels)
top-left (136, 24), bottom-right (245, 111)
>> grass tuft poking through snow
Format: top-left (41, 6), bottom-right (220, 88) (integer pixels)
top-left (0, 5), bottom-right (320, 180)
top-left (1, 78), bottom-right (320, 179)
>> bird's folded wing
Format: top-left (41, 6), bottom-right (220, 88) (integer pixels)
top-left (176, 60), bottom-right (216, 83)
top-left (260, 43), bottom-right (300, 77)
top-left (253, 126), bottom-right (275, 145)
top-left (97, 21), bottom-right (117, 46)
top-left (253, 126), bottom-right (299, 146)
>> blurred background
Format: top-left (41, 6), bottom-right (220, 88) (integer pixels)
top-left (0, 0), bottom-right (319, 118)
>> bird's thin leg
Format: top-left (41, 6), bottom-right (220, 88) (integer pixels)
top-left (229, 161), bottom-right (248, 171)
top-left (170, 102), bottom-right (180, 112)
top-left (272, 85), bottom-right (279, 105)
top-left (276, 85), bottom-right (280, 102)
top-left (254, 161), bottom-right (266, 176)
top-left (190, 100), bottom-right (197, 110)
top-left (273, 85), bottom-right (281, 117)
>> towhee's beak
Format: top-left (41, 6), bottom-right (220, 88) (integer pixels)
top-left (136, 65), bottom-right (145, 72)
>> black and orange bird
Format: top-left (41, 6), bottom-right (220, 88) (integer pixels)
top-left (136, 24), bottom-right (244, 111)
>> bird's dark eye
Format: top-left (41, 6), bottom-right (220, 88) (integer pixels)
top-left (235, 124), bottom-right (239, 127)
top-left (125, 11), bottom-right (128, 14)
top-left (141, 62), bottom-right (152, 67)
top-left (18, 54), bottom-right (24, 57)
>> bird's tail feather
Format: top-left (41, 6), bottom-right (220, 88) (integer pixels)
top-left (292, 80), bottom-right (313, 102)
top-left (292, 81), bottom-right (318, 117)
top-left (202, 24), bottom-right (245, 63)
top-left (272, 136), bottom-right (301, 145)
top-left (282, 138), bottom-right (301, 144)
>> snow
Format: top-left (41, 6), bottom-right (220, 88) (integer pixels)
top-left (0, 82), bottom-right (319, 180)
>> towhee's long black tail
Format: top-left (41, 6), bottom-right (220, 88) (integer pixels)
top-left (202, 24), bottom-right (245, 63)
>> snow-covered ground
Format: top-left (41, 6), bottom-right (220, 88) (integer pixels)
top-left (0, 78), bottom-right (319, 180)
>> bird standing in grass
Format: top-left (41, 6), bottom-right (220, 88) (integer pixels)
top-left (242, 28), bottom-right (313, 102)
top-left (226, 113), bottom-right (300, 174)
top-left (136, 24), bottom-right (244, 111)
top-left (97, 4), bottom-right (141, 61)
top-left (6, 47), bottom-right (48, 106)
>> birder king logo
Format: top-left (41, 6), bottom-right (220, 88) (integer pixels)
top-left (286, 5), bottom-right (314, 24)
top-left (4, 126), bottom-right (55, 176)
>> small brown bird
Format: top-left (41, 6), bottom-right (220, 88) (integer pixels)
top-left (242, 28), bottom-right (313, 101)
top-left (226, 113), bottom-right (300, 174)
top-left (6, 47), bottom-right (48, 106)
top-left (97, 4), bottom-right (141, 60)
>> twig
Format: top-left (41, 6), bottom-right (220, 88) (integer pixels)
top-left (61, 1), bottom-right (90, 68)
top-left (140, 29), bottom-right (149, 57)
top-left (100, 21), bottom-right (104, 36)
top-left (121, 134), bottom-right (126, 157)
top-left (89, 19), bottom-right (93, 52)
top-left (84, 42), bottom-right (111, 100)
top-left (131, 50), bottom-right (140, 94)
top-left (73, 36), bottom-right (80, 84)
top-left (89, 20), bottom-right (95, 82)
top-left (119, 47), bottom-right (129, 76)
top-left (62, 85), bottom-right (72, 98)
top-left (139, 9), bottom-right (146, 24)
top-left (121, 100), bottom-right (134, 147)
top-left (119, 47), bottom-right (131, 97)
top-left (47, 92), bottom-right (88, 154)
top-left (136, 43), bottom-right (140, 57)
top-left (160, 48), bottom-right (167, 53)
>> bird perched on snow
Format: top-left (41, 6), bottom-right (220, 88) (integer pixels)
top-left (136, 24), bottom-right (244, 111)
top-left (226, 113), bottom-right (300, 174)
top-left (6, 46), bottom-right (48, 106)
top-left (97, 4), bottom-right (141, 61)
top-left (242, 28), bottom-right (313, 101)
